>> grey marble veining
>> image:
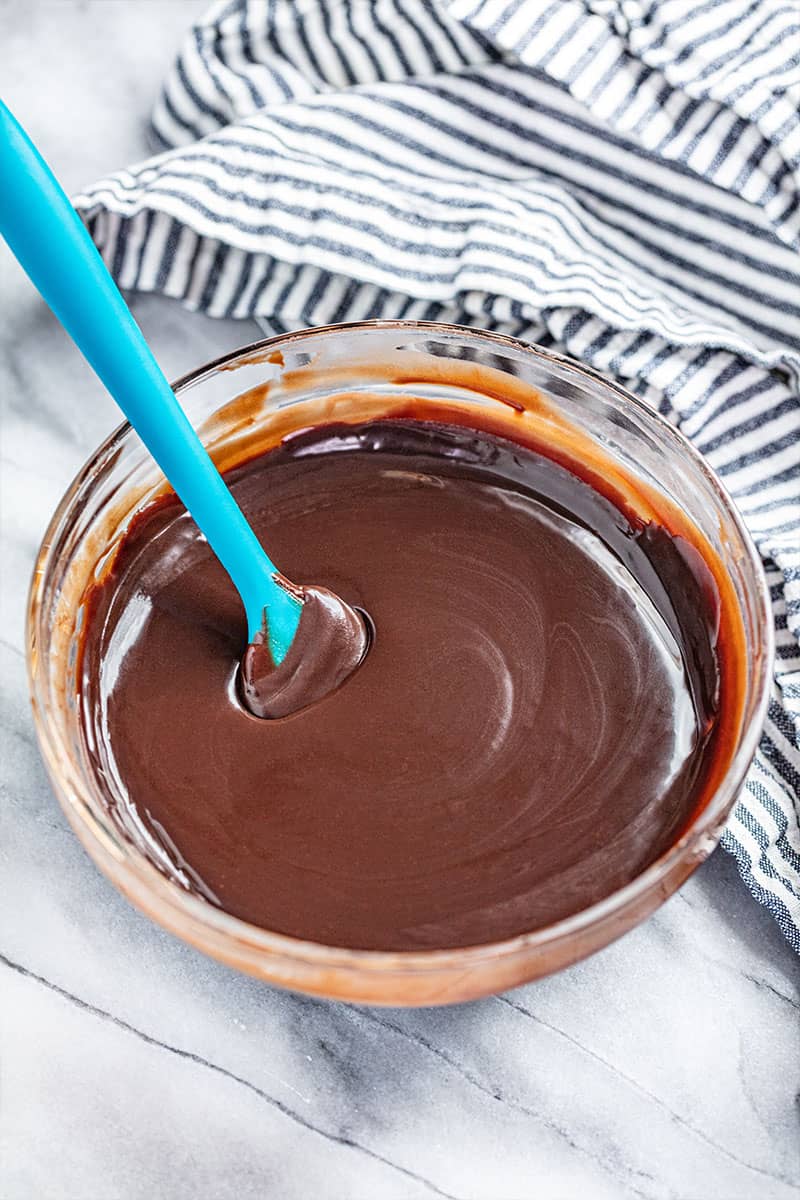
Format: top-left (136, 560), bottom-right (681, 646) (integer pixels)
top-left (1, 4), bottom-right (799, 1199)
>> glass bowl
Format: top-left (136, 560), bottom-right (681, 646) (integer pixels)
top-left (27, 322), bottom-right (772, 1005)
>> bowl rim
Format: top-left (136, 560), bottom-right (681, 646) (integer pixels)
top-left (26, 319), bottom-right (774, 974)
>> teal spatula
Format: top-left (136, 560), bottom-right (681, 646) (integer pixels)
top-left (0, 100), bottom-right (302, 664)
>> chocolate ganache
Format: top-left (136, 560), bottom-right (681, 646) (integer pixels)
top-left (77, 404), bottom-right (739, 951)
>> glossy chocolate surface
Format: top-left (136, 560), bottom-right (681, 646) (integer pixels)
top-left (78, 416), bottom-right (732, 950)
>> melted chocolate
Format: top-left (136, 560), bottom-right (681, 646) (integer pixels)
top-left (242, 585), bottom-right (368, 719)
top-left (78, 417), bottom-right (731, 950)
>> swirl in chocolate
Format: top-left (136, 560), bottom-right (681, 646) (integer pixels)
top-left (241, 584), bottom-right (368, 719)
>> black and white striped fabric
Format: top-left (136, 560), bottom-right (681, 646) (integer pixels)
top-left (74, 0), bottom-right (800, 949)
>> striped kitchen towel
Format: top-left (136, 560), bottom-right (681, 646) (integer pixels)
top-left (74, 0), bottom-right (800, 949)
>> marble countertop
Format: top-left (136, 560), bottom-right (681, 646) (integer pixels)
top-left (1, 4), bottom-right (798, 1198)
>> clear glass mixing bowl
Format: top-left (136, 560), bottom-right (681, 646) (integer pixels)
top-left (27, 322), bottom-right (772, 1004)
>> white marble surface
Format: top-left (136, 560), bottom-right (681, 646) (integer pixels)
top-left (1, 4), bottom-right (799, 1198)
